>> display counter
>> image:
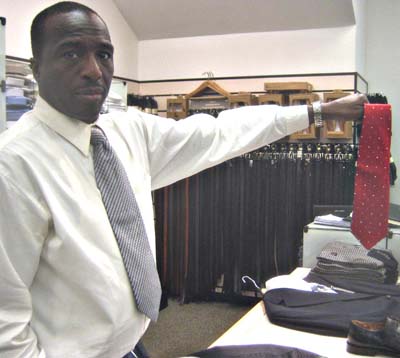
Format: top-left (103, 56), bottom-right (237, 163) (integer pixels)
top-left (210, 268), bottom-right (388, 358)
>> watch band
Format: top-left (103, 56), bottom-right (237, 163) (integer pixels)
top-left (312, 101), bottom-right (323, 128)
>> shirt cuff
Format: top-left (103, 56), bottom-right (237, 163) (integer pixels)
top-left (277, 105), bottom-right (310, 136)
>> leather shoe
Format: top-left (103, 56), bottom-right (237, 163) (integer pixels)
top-left (347, 316), bottom-right (400, 357)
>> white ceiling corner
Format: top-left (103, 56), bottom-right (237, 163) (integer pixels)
top-left (113, 0), bottom-right (356, 41)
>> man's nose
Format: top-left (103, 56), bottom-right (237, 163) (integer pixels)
top-left (81, 54), bottom-right (102, 80)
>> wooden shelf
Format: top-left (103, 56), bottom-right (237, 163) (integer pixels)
top-left (322, 91), bottom-right (353, 139)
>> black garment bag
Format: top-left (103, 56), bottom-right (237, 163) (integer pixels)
top-left (263, 273), bottom-right (400, 337)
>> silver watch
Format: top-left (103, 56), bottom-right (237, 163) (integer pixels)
top-left (312, 101), bottom-right (323, 128)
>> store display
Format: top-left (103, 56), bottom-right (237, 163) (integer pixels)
top-left (264, 81), bottom-right (313, 93)
top-left (154, 143), bottom-right (357, 302)
top-left (257, 93), bottom-right (284, 106)
top-left (289, 93), bottom-right (319, 140)
top-left (166, 96), bottom-right (187, 119)
top-left (186, 80), bottom-right (230, 117)
top-left (228, 92), bottom-right (257, 109)
top-left (311, 241), bottom-right (398, 284)
top-left (263, 271), bottom-right (400, 337)
top-left (163, 80), bottom-right (358, 143)
top-left (101, 79), bottom-right (127, 113)
top-left (0, 17), bottom-right (5, 132)
top-left (5, 60), bottom-right (36, 128)
top-left (6, 95), bottom-right (33, 123)
top-left (322, 90), bottom-right (353, 139)
top-left (128, 94), bottom-right (158, 114)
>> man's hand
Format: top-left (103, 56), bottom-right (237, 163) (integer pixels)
top-left (321, 93), bottom-right (368, 122)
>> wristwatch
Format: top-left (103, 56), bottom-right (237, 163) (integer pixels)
top-left (312, 101), bottom-right (323, 128)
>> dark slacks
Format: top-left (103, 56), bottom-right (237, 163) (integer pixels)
top-left (122, 340), bottom-right (149, 358)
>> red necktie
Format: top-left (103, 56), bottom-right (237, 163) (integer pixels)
top-left (351, 104), bottom-right (392, 249)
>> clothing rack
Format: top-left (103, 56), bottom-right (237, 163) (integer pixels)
top-left (154, 143), bottom-right (357, 303)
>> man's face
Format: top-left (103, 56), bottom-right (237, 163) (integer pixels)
top-left (32, 11), bottom-right (114, 123)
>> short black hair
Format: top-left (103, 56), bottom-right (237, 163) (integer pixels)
top-left (31, 1), bottom-right (104, 59)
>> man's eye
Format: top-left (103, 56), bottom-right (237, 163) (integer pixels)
top-left (98, 52), bottom-right (112, 60)
top-left (63, 51), bottom-right (78, 59)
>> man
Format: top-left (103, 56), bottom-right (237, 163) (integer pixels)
top-left (0, 2), bottom-right (367, 357)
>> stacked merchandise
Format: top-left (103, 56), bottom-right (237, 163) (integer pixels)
top-left (127, 94), bottom-right (158, 114)
top-left (102, 90), bottom-right (126, 113)
top-left (311, 241), bottom-right (398, 284)
top-left (187, 107), bottom-right (224, 117)
top-left (6, 95), bottom-right (33, 125)
top-left (101, 79), bottom-right (128, 114)
top-left (262, 241), bottom-right (400, 340)
top-left (5, 61), bottom-right (36, 128)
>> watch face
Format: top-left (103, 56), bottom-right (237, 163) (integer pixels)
top-left (312, 101), bottom-right (323, 127)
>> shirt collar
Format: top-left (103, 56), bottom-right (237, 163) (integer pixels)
top-left (33, 96), bottom-right (95, 156)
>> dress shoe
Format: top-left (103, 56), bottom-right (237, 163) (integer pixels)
top-left (347, 316), bottom-right (400, 357)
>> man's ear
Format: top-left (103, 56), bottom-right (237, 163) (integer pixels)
top-left (30, 57), bottom-right (39, 81)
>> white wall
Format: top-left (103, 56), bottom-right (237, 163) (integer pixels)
top-left (0, 0), bottom-right (139, 79)
top-left (0, 20), bottom-right (6, 132)
top-left (352, 0), bottom-right (366, 76)
top-left (138, 26), bottom-right (357, 81)
top-left (365, 0), bottom-right (400, 204)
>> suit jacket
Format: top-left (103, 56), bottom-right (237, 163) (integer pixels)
top-left (263, 272), bottom-right (400, 337)
top-left (190, 344), bottom-right (323, 358)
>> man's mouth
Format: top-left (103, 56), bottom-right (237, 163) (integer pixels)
top-left (75, 87), bottom-right (105, 100)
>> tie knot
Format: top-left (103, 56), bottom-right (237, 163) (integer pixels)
top-left (91, 126), bottom-right (108, 146)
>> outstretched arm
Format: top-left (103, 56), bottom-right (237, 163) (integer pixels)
top-left (307, 93), bottom-right (368, 125)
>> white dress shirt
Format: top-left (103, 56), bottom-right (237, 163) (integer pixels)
top-left (0, 97), bottom-right (308, 358)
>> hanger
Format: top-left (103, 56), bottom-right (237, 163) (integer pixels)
top-left (186, 80), bottom-right (231, 99)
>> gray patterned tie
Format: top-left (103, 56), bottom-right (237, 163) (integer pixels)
top-left (91, 126), bottom-right (161, 322)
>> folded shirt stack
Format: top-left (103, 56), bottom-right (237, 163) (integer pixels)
top-left (311, 241), bottom-right (398, 284)
top-left (368, 248), bottom-right (399, 284)
top-left (6, 96), bottom-right (33, 122)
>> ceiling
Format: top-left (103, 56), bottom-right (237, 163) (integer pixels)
top-left (113, 0), bottom-right (356, 41)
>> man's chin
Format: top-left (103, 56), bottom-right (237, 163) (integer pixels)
top-left (70, 103), bottom-right (104, 124)
top-left (76, 114), bottom-right (100, 124)
top-left (76, 110), bottom-right (102, 124)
